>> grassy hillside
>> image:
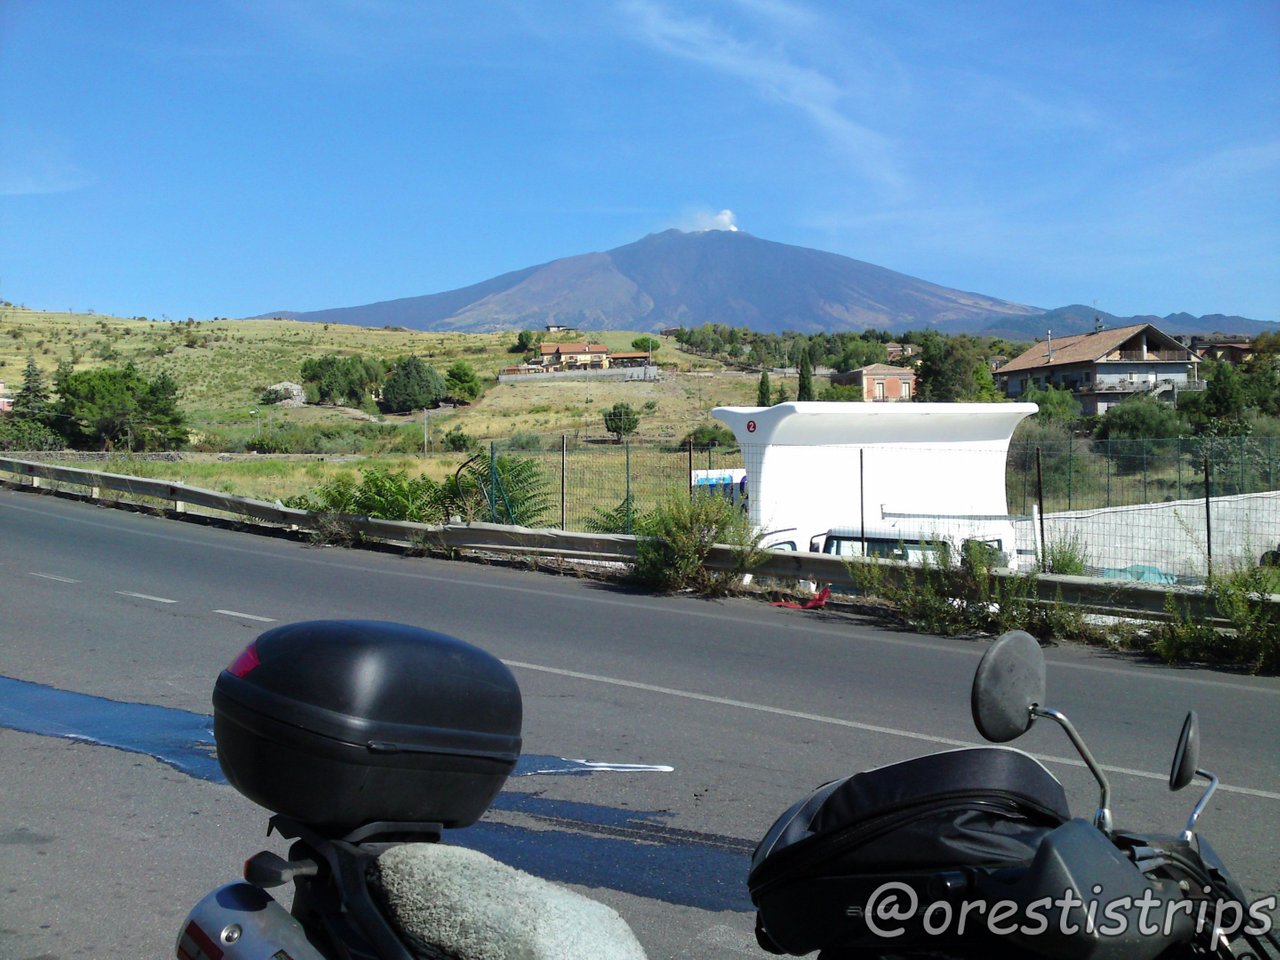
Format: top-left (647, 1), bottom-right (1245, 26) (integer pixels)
top-left (0, 306), bottom-right (761, 445)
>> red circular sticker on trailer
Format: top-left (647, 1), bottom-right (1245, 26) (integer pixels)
top-left (747, 420), bottom-right (757, 433)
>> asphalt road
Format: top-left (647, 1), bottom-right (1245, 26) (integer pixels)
top-left (1, 485), bottom-right (1278, 960)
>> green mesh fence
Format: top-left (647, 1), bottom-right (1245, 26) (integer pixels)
top-left (482, 435), bottom-right (1280, 583)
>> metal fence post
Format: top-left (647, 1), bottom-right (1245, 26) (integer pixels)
top-left (1105, 444), bottom-right (1111, 507)
top-left (1177, 438), bottom-right (1183, 501)
top-left (687, 440), bottom-right (694, 499)
top-left (1142, 441), bottom-right (1148, 503)
top-left (859, 448), bottom-right (866, 552)
top-left (489, 440), bottom-right (497, 522)
top-left (1067, 434), bottom-right (1073, 510)
top-left (560, 434), bottom-right (567, 530)
top-left (625, 440), bottom-right (632, 534)
top-left (1036, 447), bottom-right (1047, 573)
top-left (1239, 434), bottom-right (1246, 494)
top-left (1204, 454), bottom-right (1213, 580)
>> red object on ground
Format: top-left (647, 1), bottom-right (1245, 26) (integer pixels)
top-left (771, 586), bottom-right (831, 610)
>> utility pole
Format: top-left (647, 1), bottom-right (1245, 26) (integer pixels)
top-left (422, 409), bottom-right (428, 456)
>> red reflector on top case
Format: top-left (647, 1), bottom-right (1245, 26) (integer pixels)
top-left (178, 920), bottom-right (224, 960)
top-left (227, 641), bottom-right (261, 678)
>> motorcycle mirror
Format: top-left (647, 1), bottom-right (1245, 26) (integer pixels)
top-left (971, 631), bottom-right (1046, 743)
top-left (1169, 711), bottom-right (1200, 791)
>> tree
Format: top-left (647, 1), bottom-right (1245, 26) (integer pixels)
top-left (1021, 385), bottom-right (1081, 423)
top-left (757, 370), bottom-right (771, 406)
top-left (1096, 394), bottom-right (1185, 442)
top-left (915, 333), bottom-right (1001, 402)
top-left (380, 356), bottom-right (447, 413)
top-left (1201, 360), bottom-right (1248, 434)
top-left (773, 383), bottom-right (790, 405)
top-left (445, 360), bottom-right (483, 403)
top-left (512, 330), bottom-right (540, 354)
top-left (11, 355), bottom-right (51, 424)
top-left (52, 363), bottom-right (188, 451)
top-left (797, 354), bottom-right (815, 401)
top-left (631, 336), bottom-right (661, 354)
top-left (682, 423), bottom-right (737, 449)
top-left (603, 402), bottom-right (639, 442)
top-left (299, 354), bottom-right (385, 407)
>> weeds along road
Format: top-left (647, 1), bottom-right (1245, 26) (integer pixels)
top-left (1, 484), bottom-right (1278, 960)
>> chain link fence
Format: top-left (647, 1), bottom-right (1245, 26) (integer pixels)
top-left (490, 435), bottom-right (1280, 584)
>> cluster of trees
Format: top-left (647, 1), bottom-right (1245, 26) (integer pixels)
top-left (297, 354), bottom-right (484, 413)
top-left (674, 322), bottom-right (1019, 378)
top-left (0, 356), bottom-right (187, 451)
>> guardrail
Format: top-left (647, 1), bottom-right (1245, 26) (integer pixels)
top-left (0, 456), bottom-right (1257, 626)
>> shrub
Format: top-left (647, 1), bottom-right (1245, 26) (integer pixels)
top-left (682, 423), bottom-right (737, 449)
top-left (1158, 566), bottom-right (1279, 674)
top-left (505, 431), bottom-right (542, 451)
top-left (0, 418), bottom-right (62, 451)
top-left (633, 492), bottom-right (765, 594)
top-left (286, 454), bottom-right (553, 528)
top-left (442, 426), bottom-right (477, 452)
top-left (584, 495), bottom-right (652, 535)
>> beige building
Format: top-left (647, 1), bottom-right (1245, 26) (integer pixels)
top-left (536, 342), bottom-right (610, 370)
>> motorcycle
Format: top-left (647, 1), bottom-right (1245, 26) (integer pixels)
top-left (748, 629), bottom-right (1279, 958)
top-left (177, 622), bottom-right (1277, 960)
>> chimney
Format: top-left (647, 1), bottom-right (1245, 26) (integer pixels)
top-left (1046, 329), bottom-right (1052, 362)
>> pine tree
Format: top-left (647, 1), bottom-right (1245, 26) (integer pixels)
top-left (798, 354), bottom-right (814, 401)
top-left (12, 356), bottom-right (51, 424)
top-left (757, 370), bottom-right (771, 406)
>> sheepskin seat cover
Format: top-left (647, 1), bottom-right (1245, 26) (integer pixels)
top-left (375, 843), bottom-right (648, 960)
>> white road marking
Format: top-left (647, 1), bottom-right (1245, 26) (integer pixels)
top-left (504, 659), bottom-right (1280, 802)
top-left (11, 496), bottom-right (1277, 698)
top-left (116, 591), bottom-right (178, 604)
top-left (29, 572), bottom-right (79, 583)
top-left (213, 609), bottom-right (276, 623)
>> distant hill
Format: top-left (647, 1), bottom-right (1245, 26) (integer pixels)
top-left (977, 305), bottom-right (1276, 341)
top-left (256, 229), bottom-right (1273, 338)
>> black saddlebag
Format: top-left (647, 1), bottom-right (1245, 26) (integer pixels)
top-left (748, 747), bottom-right (1069, 957)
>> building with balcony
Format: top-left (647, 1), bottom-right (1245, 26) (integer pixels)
top-left (995, 323), bottom-right (1200, 415)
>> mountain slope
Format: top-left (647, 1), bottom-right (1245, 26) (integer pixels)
top-left (256, 229), bottom-right (1041, 334)
top-left (256, 229), bottom-right (1271, 337)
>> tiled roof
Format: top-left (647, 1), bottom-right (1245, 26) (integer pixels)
top-left (851, 363), bottom-right (916, 377)
top-left (995, 323), bottom-right (1192, 375)
top-left (540, 342), bottom-right (607, 354)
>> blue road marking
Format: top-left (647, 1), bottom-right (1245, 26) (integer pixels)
top-left (0, 675), bottom-right (223, 781)
top-left (0, 676), bottom-right (754, 912)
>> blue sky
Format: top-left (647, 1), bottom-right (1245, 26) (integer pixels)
top-left (2, 1), bottom-right (1277, 323)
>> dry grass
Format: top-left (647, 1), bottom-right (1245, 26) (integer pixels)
top-left (0, 306), bottom-right (766, 444)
